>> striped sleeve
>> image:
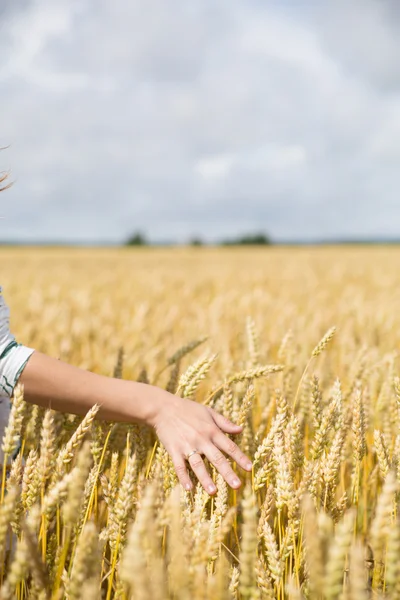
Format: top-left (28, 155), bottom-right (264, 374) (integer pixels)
top-left (0, 286), bottom-right (35, 398)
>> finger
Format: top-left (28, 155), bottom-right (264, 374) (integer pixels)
top-left (202, 443), bottom-right (242, 490)
top-left (172, 456), bottom-right (194, 492)
top-left (208, 407), bottom-right (243, 434)
top-left (187, 453), bottom-right (217, 496)
top-left (212, 431), bottom-right (253, 472)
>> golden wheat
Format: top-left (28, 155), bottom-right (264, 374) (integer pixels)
top-left (1, 246), bottom-right (400, 598)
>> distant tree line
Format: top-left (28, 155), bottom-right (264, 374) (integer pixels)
top-left (124, 231), bottom-right (271, 246)
top-left (220, 233), bottom-right (271, 246)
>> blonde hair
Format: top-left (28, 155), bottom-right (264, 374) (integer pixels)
top-left (0, 172), bottom-right (12, 192)
top-left (0, 145), bottom-right (12, 192)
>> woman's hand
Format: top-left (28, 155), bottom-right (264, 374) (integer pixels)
top-left (150, 393), bottom-right (253, 495)
top-left (17, 353), bottom-right (252, 495)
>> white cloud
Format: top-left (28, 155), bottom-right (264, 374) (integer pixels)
top-left (195, 155), bottom-right (235, 180)
top-left (1, 0), bottom-right (400, 243)
top-left (1, 2), bottom-right (77, 78)
top-left (195, 144), bottom-right (306, 182)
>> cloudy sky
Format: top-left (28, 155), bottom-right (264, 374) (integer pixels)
top-left (1, 0), bottom-right (400, 244)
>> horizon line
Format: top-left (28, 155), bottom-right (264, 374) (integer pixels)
top-left (2, 237), bottom-right (400, 247)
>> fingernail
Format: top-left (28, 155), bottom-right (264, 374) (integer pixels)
top-left (208, 484), bottom-right (216, 494)
top-left (185, 483), bottom-right (192, 491)
top-left (232, 478), bottom-right (241, 487)
top-left (245, 462), bottom-right (253, 470)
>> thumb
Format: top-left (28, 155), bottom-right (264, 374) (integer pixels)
top-left (208, 407), bottom-right (243, 433)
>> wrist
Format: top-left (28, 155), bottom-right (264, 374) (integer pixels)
top-left (131, 383), bottom-right (176, 428)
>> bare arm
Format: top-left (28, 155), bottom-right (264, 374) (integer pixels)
top-left (19, 350), bottom-right (165, 425)
top-left (18, 351), bottom-right (253, 494)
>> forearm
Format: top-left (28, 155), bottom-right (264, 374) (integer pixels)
top-left (18, 350), bottom-right (165, 426)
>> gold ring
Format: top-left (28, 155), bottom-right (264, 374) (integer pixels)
top-left (186, 449), bottom-right (200, 460)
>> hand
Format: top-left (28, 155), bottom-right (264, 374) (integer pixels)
top-left (150, 393), bottom-right (253, 495)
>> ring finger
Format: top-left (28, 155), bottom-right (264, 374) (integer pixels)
top-left (187, 452), bottom-right (217, 495)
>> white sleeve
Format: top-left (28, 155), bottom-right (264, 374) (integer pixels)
top-left (0, 286), bottom-right (35, 398)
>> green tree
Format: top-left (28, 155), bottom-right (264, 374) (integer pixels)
top-left (189, 237), bottom-right (204, 247)
top-left (125, 231), bottom-right (148, 246)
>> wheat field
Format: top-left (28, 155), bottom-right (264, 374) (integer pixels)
top-left (1, 245), bottom-right (400, 599)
